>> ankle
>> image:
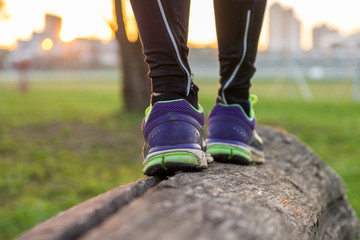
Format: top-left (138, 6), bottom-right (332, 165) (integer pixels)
top-left (238, 101), bottom-right (250, 117)
top-left (151, 91), bottom-right (199, 109)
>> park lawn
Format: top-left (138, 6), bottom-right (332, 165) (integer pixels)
top-left (0, 79), bottom-right (359, 239)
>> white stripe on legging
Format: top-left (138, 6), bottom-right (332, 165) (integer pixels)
top-left (157, 0), bottom-right (192, 95)
top-left (222, 10), bottom-right (251, 104)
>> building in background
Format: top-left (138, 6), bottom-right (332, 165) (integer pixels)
top-left (311, 24), bottom-right (360, 59)
top-left (9, 15), bottom-right (62, 65)
top-left (7, 14), bottom-right (118, 70)
top-left (330, 32), bottom-right (360, 59)
top-left (268, 3), bottom-right (301, 56)
top-left (2, 5), bottom-right (360, 75)
top-left (312, 24), bottom-right (341, 55)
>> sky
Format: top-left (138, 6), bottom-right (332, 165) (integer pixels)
top-left (0, 0), bottom-right (359, 50)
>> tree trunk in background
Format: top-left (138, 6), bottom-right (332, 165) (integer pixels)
top-left (114, 0), bottom-right (151, 110)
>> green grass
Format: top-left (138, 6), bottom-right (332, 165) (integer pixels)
top-left (0, 78), bottom-right (359, 239)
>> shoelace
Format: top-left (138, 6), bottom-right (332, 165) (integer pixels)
top-left (249, 94), bottom-right (258, 105)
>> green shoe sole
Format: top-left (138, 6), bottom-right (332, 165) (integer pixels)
top-left (207, 144), bottom-right (252, 165)
top-left (143, 151), bottom-right (208, 176)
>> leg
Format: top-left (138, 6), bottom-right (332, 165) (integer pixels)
top-left (130, 0), bottom-right (198, 107)
top-left (214, 0), bottom-right (266, 109)
top-left (206, 0), bottom-right (266, 164)
top-left (130, 0), bottom-right (211, 175)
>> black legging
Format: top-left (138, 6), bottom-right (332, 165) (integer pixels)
top-left (130, 0), bottom-right (266, 104)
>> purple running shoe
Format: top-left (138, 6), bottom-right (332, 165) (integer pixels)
top-left (206, 95), bottom-right (265, 164)
top-left (142, 99), bottom-right (213, 176)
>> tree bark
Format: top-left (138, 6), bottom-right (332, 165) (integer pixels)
top-left (79, 126), bottom-right (359, 240)
top-left (114, 0), bottom-right (151, 110)
top-left (16, 126), bottom-right (360, 240)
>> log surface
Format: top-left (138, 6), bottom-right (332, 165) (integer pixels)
top-left (17, 126), bottom-right (359, 240)
top-left (16, 177), bottom-right (161, 240)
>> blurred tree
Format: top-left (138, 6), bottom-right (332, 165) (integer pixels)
top-left (113, 0), bottom-right (150, 110)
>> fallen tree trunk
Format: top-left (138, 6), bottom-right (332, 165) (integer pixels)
top-left (17, 126), bottom-right (359, 240)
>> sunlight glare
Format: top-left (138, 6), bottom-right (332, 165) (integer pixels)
top-left (122, 0), bottom-right (138, 43)
top-left (189, 1), bottom-right (217, 47)
top-left (41, 38), bottom-right (53, 51)
top-left (1, 0), bottom-right (360, 50)
top-left (60, 32), bottom-right (74, 43)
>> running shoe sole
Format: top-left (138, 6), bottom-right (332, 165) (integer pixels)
top-left (143, 148), bottom-right (213, 176)
top-left (207, 142), bottom-right (265, 165)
